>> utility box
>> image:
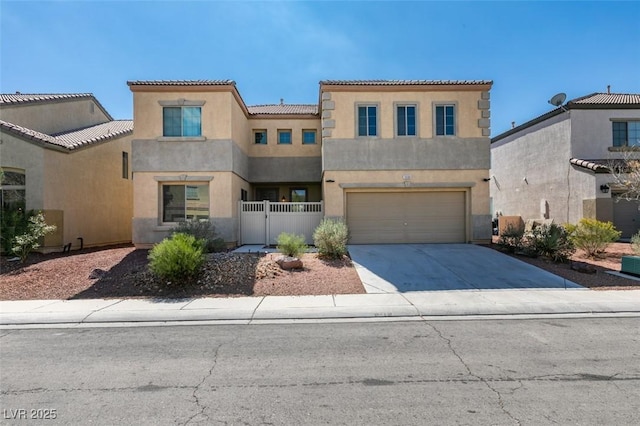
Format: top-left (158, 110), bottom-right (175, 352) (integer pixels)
top-left (621, 256), bottom-right (640, 277)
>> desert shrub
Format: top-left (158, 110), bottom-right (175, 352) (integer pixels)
top-left (313, 219), bottom-right (349, 259)
top-left (170, 219), bottom-right (226, 253)
top-left (496, 224), bottom-right (525, 253)
top-left (631, 231), bottom-right (640, 256)
top-left (11, 212), bottom-right (57, 263)
top-left (148, 233), bottom-right (205, 281)
top-left (276, 232), bottom-right (307, 258)
top-left (566, 218), bottom-right (622, 257)
top-left (529, 224), bottom-right (575, 262)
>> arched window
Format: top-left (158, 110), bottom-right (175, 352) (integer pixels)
top-left (0, 168), bottom-right (26, 212)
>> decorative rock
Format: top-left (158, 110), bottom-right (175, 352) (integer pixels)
top-left (89, 268), bottom-right (107, 279)
top-left (570, 261), bottom-right (597, 274)
top-left (276, 255), bottom-right (303, 270)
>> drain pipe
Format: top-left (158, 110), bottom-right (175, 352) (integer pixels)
top-left (77, 237), bottom-right (84, 250)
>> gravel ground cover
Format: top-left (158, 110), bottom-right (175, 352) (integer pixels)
top-left (1, 241), bottom-right (638, 301)
top-left (0, 247), bottom-right (364, 301)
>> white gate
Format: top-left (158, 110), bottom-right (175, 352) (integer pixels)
top-left (239, 201), bottom-right (323, 245)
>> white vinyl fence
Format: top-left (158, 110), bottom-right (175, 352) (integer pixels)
top-left (239, 201), bottom-right (324, 246)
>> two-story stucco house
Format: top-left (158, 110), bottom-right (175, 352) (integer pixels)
top-left (491, 92), bottom-right (640, 238)
top-left (128, 79), bottom-right (493, 247)
top-left (0, 93), bottom-right (133, 251)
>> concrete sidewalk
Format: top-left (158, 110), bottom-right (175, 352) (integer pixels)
top-left (2, 290), bottom-right (640, 326)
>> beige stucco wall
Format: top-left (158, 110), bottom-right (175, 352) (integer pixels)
top-left (324, 89), bottom-right (487, 139)
top-left (132, 90), bottom-right (235, 140)
top-left (1, 133), bottom-right (132, 250)
top-left (0, 99), bottom-right (111, 134)
top-left (43, 136), bottom-right (133, 249)
top-left (0, 133), bottom-right (45, 209)
top-left (247, 118), bottom-right (321, 157)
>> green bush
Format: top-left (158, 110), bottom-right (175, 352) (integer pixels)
top-left (313, 219), bottom-right (349, 259)
top-left (631, 231), bottom-right (640, 256)
top-left (529, 224), bottom-right (575, 262)
top-left (1, 207), bottom-right (32, 255)
top-left (11, 212), bottom-right (57, 263)
top-left (566, 218), bottom-right (622, 257)
top-left (276, 232), bottom-right (307, 258)
top-left (496, 224), bottom-right (525, 254)
top-left (148, 233), bottom-right (205, 281)
top-left (170, 219), bottom-right (226, 253)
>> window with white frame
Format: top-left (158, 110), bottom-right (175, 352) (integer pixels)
top-left (435, 105), bottom-right (455, 136)
top-left (162, 184), bottom-right (209, 222)
top-left (0, 169), bottom-right (26, 212)
top-left (397, 105), bottom-right (417, 136)
top-left (163, 106), bottom-right (201, 137)
top-left (357, 105), bottom-right (378, 136)
top-left (613, 121), bottom-right (640, 147)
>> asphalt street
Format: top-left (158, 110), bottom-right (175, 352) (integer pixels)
top-left (1, 318), bottom-right (639, 425)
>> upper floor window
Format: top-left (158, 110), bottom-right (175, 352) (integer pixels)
top-left (0, 168), bottom-right (26, 212)
top-left (163, 107), bottom-right (201, 137)
top-left (435, 105), bottom-right (455, 136)
top-left (397, 105), bottom-right (417, 136)
top-left (254, 129), bottom-right (267, 144)
top-left (357, 105), bottom-right (377, 137)
top-left (278, 129), bottom-right (292, 144)
top-left (302, 129), bottom-right (317, 144)
top-left (613, 121), bottom-right (640, 147)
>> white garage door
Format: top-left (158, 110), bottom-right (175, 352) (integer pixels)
top-left (346, 191), bottom-right (466, 244)
top-left (613, 198), bottom-right (640, 239)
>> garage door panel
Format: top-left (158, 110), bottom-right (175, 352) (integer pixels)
top-left (347, 191), bottom-right (466, 244)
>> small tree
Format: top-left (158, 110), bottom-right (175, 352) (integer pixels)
top-left (12, 212), bottom-right (57, 263)
top-left (607, 149), bottom-right (640, 201)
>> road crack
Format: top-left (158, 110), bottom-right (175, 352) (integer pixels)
top-left (425, 321), bottom-right (522, 425)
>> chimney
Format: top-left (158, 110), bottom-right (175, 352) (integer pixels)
top-left (280, 98), bottom-right (284, 106)
top-left (607, 85), bottom-right (611, 94)
top-left (511, 121), bottom-right (515, 129)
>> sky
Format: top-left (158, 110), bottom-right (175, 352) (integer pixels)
top-left (1, 0), bottom-right (639, 135)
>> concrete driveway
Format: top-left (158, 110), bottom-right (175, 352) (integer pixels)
top-left (348, 244), bottom-right (583, 293)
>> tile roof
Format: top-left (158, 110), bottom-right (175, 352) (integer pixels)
top-left (569, 93), bottom-right (640, 105)
top-left (127, 80), bottom-right (235, 86)
top-left (569, 158), bottom-right (634, 174)
top-left (320, 79), bottom-right (493, 86)
top-left (0, 93), bottom-right (94, 105)
top-left (247, 104), bottom-right (318, 115)
top-left (0, 119), bottom-right (133, 150)
top-left (493, 91), bottom-right (640, 143)
top-left (569, 158), bottom-right (611, 173)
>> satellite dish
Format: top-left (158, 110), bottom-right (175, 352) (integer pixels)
top-left (548, 93), bottom-right (567, 107)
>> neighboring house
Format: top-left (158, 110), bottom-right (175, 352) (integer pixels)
top-left (491, 92), bottom-right (640, 238)
top-left (0, 93), bottom-right (133, 251)
top-left (128, 79), bottom-right (493, 247)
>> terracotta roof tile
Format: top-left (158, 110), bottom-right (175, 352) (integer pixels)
top-left (0, 119), bottom-right (133, 150)
top-left (0, 93), bottom-right (94, 105)
top-left (320, 79), bottom-right (492, 86)
top-left (127, 80), bottom-right (235, 86)
top-left (247, 104), bottom-right (318, 115)
top-left (569, 93), bottom-right (640, 105)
